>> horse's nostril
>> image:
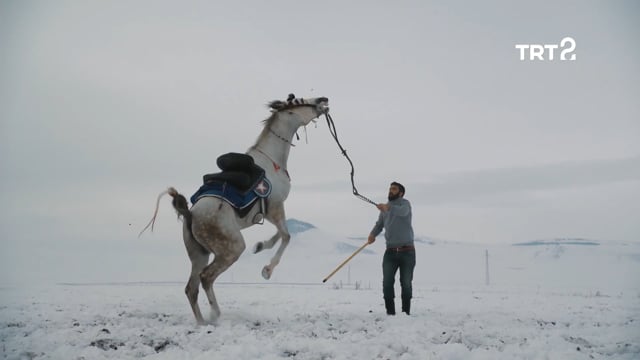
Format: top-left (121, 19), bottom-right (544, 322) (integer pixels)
top-left (316, 97), bottom-right (328, 104)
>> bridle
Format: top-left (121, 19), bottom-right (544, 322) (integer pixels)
top-left (267, 96), bottom-right (377, 207)
top-left (266, 99), bottom-right (327, 147)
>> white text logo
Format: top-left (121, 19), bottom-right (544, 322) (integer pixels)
top-left (515, 37), bottom-right (576, 61)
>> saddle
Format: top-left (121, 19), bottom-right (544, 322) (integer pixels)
top-left (190, 153), bottom-right (271, 222)
top-left (203, 152), bottom-right (265, 191)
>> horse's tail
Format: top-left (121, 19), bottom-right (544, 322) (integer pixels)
top-left (168, 187), bottom-right (193, 230)
top-left (139, 187), bottom-right (193, 238)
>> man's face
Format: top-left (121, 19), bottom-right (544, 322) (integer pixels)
top-left (388, 185), bottom-right (403, 201)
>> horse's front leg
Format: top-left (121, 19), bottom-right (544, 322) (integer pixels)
top-left (253, 231), bottom-right (281, 254)
top-left (260, 208), bottom-right (290, 280)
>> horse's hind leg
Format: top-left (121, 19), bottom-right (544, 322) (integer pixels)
top-left (200, 232), bottom-right (246, 322)
top-left (183, 227), bottom-right (210, 325)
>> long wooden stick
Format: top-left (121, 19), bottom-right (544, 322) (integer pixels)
top-left (322, 242), bottom-right (369, 283)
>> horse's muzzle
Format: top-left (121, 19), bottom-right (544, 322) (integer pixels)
top-left (316, 97), bottom-right (330, 114)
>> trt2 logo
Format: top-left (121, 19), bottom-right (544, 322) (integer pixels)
top-left (515, 37), bottom-right (577, 61)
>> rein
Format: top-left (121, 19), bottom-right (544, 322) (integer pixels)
top-left (324, 113), bottom-right (377, 207)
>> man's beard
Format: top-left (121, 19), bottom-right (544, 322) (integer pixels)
top-left (388, 193), bottom-right (400, 201)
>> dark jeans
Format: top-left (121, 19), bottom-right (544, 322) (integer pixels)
top-left (382, 249), bottom-right (416, 300)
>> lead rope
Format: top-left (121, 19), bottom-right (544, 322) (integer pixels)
top-left (325, 113), bottom-right (377, 207)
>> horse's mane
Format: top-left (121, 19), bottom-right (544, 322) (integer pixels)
top-left (251, 108), bottom-right (278, 147)
top-left (253, 98), bottom-right (310, 146)
top-left (261, 109), bottom-right (278, 128)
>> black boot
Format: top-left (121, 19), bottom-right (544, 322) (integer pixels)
top-left (401, 297), bottom-right (411, 315)
top-left (384, 298), bottom-right (396, 315)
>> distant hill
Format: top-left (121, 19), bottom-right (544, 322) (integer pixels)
top-left (285, 218), bottom-right (316, 235)
top-left (348, 236), bottom-right (440, 245)
top-left (222, 220), bottom-right (639, 291)
top-left (415, 236), bottom-right (438, 245)
top-left (334, 242), bottom-right (375, 255)
top-left (513, 238), bottom-right (600, 246)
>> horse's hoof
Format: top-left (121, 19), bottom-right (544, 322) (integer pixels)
top-left (208, 317), bottom-right (220, 326)
top-left (261, 266), bottom-right (272, 279)
top-left (254, 242), bottom-right (264, 254)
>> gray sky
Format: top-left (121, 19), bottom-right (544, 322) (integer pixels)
top-left (1, 1), bottom-right (639, 284)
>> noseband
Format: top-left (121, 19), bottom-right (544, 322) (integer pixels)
top-left (267, 102), bottom-right (325, 147)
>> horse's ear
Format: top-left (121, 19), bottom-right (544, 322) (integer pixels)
top-left (268, 100), bottom-right (287, 110)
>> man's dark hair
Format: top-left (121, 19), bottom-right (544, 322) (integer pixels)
top-left (391, 181), bottom-right (405, 195)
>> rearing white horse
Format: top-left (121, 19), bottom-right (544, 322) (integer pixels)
top-left (143, 95), bottom-right (329, 324)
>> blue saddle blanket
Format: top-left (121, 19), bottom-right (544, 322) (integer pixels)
top-left (190, 177), bottom-right (272, 209)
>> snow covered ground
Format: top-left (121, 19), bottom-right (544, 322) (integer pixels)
top-left (2, 222), bottom-right (639, 359)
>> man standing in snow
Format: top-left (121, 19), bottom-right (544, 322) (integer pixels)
top-left (367, 181), bottom-right (416, 315)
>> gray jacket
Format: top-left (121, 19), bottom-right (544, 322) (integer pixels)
top-left (370, 197), bottom-right (414, 248)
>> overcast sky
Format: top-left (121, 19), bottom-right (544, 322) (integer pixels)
top-left (1, 1), bottom-right (638, 284)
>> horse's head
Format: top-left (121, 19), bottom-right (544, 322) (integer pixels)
top-left (268, 94), bottom-right (329, 127)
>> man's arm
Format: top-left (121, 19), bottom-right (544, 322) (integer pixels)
top-left (368, 212), bottom-right (384, 243)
